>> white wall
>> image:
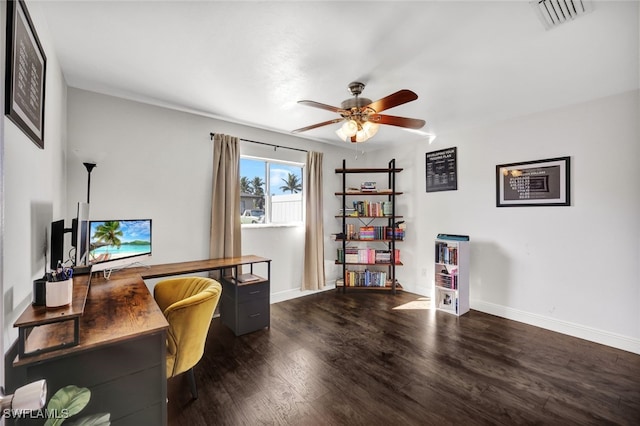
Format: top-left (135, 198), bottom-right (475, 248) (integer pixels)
top-left (65, 89), bottom-right (639, 356)
top-left (2, 0), bottom-right (68, 354)
top-left (382, 90), bottom-right (640, 354)
top-left (66, 88), bottom-right (356, 300)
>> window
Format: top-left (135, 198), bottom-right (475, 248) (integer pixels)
top-left (240, 157), bottom-right (304, 225)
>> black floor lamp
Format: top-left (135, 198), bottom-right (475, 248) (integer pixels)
top-left (83, 162), bottom-right (97, 203)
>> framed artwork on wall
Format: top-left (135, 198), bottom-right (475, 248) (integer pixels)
top-left (496, 156), bottom-right (570, 207)
top-left (426, 147), bottom-right (457, 192)
top-left (5, 0), bottom-right (47, 149)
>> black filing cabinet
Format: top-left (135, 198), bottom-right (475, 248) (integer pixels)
top-left (220, 276), bottom-right (270, 336)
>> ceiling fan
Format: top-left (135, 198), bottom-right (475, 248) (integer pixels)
top-left (292, 81), bottom-right (426, 143)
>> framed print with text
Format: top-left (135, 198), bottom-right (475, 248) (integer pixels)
top-left (5, 0), bottom-right (47, 149)
top-left (426, 147), bottom-right (457, 192)
top-left (496, 156), bottom-right (570, 207)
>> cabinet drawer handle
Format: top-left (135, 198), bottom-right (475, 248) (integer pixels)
top-left (249, 290), bottom-right (261, 295)
top-left (249, 313), bottom-right (261, 318)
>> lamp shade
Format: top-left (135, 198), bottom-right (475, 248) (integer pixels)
top-left (335, 127), bottom-right (348, 141)
top-left (355, 129), bottom-right (369, 143)
top-left (341, 120), bottom-right (358, 137)
top-left (362, 121), bottom-right (380, 138)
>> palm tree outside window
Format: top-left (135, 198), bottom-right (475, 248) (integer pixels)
top-left (240, 157), bottom-right (304, 225)
top-left (280, 173), bottom-right (302, 194)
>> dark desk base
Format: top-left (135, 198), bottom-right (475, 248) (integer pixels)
top-left (6, 331), bottom-right (166, 425)
top-left (220, 277), bottom-right (270, 336)
top-left (6, 256), bottom-right (271, 425)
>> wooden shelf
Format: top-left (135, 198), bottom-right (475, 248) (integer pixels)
top-left (336, 280), bottom-right (403, 291)
top-left (336, 159), bottom-right (402, 294)
top-left (335, 261), bottom-right (403, 266)
top-left (335, 191), bottom-right (403, 196)
top-left (222, 274), bottom-right (267, 286)
top-left (14, 276), bottom-right (90, 328)
top-left (13, 275), bottom-right (91, 359)
top-left (335, 168), bottom-right (404, 173)
top-left (335, 239), bottom-right (404, 242)
top-left (335, 215), bottom-right (403, 219)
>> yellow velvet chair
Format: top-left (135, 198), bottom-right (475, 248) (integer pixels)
top-left (153, 276), bottom-right (222, 399)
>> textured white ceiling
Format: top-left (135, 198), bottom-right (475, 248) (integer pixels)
top-left (36, 0), bottom-right (639, 148)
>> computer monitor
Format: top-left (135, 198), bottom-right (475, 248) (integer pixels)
top-left (49, 219), bottom-right (65, 271)
top-left (87, 219), bottom-right (152, 272)
top-left (73, 202), bottom-right (90, 266)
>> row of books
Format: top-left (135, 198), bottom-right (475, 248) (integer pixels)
top-left (435, 272), bottom-right (459, 290)
top-left (435, 242), bottom-right (458, 265)
top-left (341, 269), bottom-right (389, 287)
top-left (351, 200), bottom-right (393, 217)
top-left (356, 226), bottom-right (405, 240)
top-left (337, 248), bottom-right (401, 264)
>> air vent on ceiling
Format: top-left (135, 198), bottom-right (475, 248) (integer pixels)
top-left (531, 0), bottom-right (593, 30)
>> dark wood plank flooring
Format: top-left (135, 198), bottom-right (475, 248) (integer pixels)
top-left (167, 290), bottom-right (640, 425)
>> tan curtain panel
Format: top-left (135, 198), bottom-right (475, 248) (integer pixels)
top-left (302, 151), bottom-right (325, 290)
top-left (210, 134), bottom-right (241, 266)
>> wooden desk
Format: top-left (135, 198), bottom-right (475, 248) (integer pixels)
top-left (139, 255), bottom-right (272, 336)
top-left (6, 255), bottom-right (270, 426)
top-left (7, 273), bottom-right (168, 426)
top-left (138, 255), bottom-right (270, 280)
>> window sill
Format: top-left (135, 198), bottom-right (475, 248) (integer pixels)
top-left (242, 223), bottom-right (303, 229)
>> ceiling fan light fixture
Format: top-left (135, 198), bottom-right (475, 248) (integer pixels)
top-left (294, 81), bottom-right (424, 144)
top-left (335, 127), bottom-right (348, 141)
top-left (355, 129), bottom-right (369, 143)
top-left (362, 121), bottom-right (379, 138)
top-left (341, 120), bottom-right (359, 137)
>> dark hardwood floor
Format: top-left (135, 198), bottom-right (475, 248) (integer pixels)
top-left (167, 290), bottom-right (640, 425)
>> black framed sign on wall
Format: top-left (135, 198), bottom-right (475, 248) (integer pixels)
top-left (496, 156), bottom-right (571, 207)
top-left (5, 0), bottom-right (47, 149)
top-left (426, 147), bottom-right (458, 192)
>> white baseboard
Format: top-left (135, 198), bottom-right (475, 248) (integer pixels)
top-left (471, 299), bottom-right (640, 355)
top-left (270, 282), bottom-right (336, 304)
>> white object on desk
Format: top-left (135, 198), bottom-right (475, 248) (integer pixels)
top-left (46, 278), bottom-right (73, 307)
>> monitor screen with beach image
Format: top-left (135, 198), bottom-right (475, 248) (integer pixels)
top-left (88, 219), bottom-right (152, 272)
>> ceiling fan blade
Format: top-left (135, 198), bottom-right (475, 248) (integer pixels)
top-left (370, 114), bottom-right (426, 129)
top-left (292, 118), bottom-right (344, 133)
top-left (365, 90), bottom-right (418, 113)
top-left (297, 100), bottom-right (345, 114)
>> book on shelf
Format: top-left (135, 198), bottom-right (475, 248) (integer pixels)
top-left (385, 227), bottom-right (405, 240)
top-left (435, 274), bottom-right (458, 289)
top-left (358, 226), bottom-right (405, 240)
top-left (360, 181), bottom-right (377, 192)
top-left (339, 208), bottom-right (356, 214)
top-left (352, 200), bottom-right (393, 217)
top-left (343, 269), bottom-right (388, 287)
top-left (359, 226), bottom-right (375, 240)
top-left (336, 248), bottom-right (401, 264)
top-left (435, 241), bottom-right (458, 264)
top-left (437, 233), bottom-right (469, 241)
top-left (334, 226), bottom-right (404, 241)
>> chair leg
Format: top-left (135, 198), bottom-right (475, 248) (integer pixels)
top-left (186, 367), bottom-right (198, 399)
